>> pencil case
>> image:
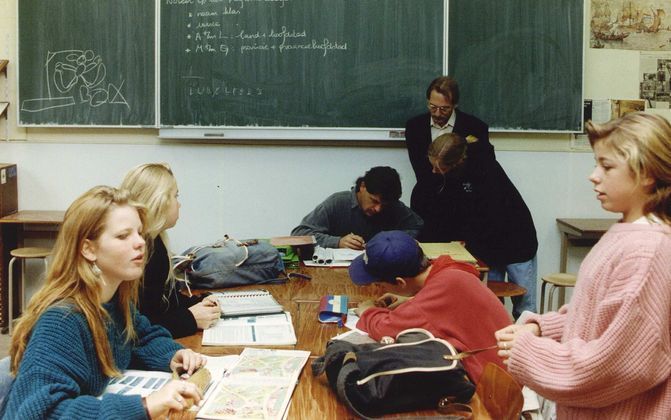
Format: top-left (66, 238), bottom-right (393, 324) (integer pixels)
top-left (318, 294), bottom-right (349, 324)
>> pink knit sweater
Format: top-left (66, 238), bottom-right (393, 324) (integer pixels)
top-left (508, 223), bottom-right (671, 419)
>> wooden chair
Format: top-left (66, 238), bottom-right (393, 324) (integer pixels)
top-left (472, 363), bottom-right (524, 420)
top-left (540, 272), bottom-right (577, 313)
top-left (8, 247), bottom-right (51, 335)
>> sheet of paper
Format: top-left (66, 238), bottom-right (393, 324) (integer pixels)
top-left (104, 370), bottom-right (172, 397)
top-left (306, 246), bottom-right (363, 267)
top-left (419, 242), bottom-right (477, 263)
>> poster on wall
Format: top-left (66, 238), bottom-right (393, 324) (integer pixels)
top-left (640, 52), bottom-right (671, 107)
top-left (590, 0), bottom-right (671, 50)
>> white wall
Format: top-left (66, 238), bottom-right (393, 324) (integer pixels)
top-left (0, 141), bottom-right (611, 291)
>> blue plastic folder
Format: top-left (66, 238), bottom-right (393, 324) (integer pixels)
top-left (318, 295), bottom-right (349, 324)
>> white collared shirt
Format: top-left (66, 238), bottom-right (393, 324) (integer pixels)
top-left (430, 111), bottom-right (457, 140)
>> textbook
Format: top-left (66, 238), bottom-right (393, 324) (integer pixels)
top-left (211, 289), bottom-right (284, 317)
top-left (197, 348), bottom-right (310, 420)
top-left (202, 311), bottom-right (297, 346)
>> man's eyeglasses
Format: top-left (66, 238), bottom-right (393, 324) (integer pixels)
top-left (427, 103), bottom-right (453, 113)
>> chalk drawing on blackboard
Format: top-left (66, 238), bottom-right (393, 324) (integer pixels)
top-left (21, 49), bottom-right (130, 113)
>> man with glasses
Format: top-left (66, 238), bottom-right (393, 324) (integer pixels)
top-left (291, 166), bottom-right (423, 250)
top-left (405, 76), bottom-right (494, 224)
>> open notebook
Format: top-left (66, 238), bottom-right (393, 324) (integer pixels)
top-left (210, 289), bottom-right (283, 317)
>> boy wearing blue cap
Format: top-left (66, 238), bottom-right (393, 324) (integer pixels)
top-left (349, 230), bottom-right (510, 383)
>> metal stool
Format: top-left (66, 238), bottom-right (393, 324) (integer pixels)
top-left (8, 247), bottom-right (51, 335)
top-left (540, 273), bottom-right (577, 313)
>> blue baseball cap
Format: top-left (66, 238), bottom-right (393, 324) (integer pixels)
top-left (348, 231), bottom-right (423, 285)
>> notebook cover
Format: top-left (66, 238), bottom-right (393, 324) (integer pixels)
top-left (318, 294), bottom-right (349, 324)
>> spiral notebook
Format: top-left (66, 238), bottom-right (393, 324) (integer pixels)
top-left (211, 289), bottom-right (284, 317)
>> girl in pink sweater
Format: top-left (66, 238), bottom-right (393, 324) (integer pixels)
top-left (495, 112), bottom-right (671, 419)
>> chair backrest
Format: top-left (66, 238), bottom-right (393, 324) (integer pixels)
top-left (474, 362), bottom-right (523, 420)
top-left (0, 356), bottom-right (14, 416)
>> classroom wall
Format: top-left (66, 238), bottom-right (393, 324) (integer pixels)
top-left (0, 0), bottom-right (651, 304)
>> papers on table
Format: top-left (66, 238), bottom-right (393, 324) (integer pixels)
top-left (303, 246), bottom-right (364, 267)
top-left (198, 348), bottom-right (310, 420)
top-left (202, 311), bottom-right (297, 346)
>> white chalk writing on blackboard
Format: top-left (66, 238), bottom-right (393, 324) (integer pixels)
top-left (21, 49), bottom-right (129, 113)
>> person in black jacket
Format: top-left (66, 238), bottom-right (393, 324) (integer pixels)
top-left (426, 134), bottom-right (538, 319)
top-left (405, 76), bottom-right (495, 225)
top-left (121, 163), bottom-right (220, 338)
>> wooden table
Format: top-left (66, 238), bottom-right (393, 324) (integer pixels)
top-left (175, 266), bottom-right (494, 419)
top-left (0, 210), bottom-right (64, 332)
top-left (555, 218), bottom-right (617, 306)
top-left (556, 218), bottom-right (618, 273)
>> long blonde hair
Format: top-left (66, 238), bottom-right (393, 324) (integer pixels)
top-left (587, 112), bottom-right (671, 224)
top-left (10, 186), bottom-right (146, 376)
top-left (120, 163), bottom-right (178, 291)
top-left (120, 163), bottom-right (177, 239)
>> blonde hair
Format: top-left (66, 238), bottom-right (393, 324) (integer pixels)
top-left (427, 133), bottom-right (467, 169)
top-left (120, 163), bottom-right (177, 239)
top-left (120, 163), bottom-right (178, 293)
top-left (587, 112), bottom-right (671, 223)
top-left (10, 186), bottom-right (145, 376)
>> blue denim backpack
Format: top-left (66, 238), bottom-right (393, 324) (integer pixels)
top-left (172, 236), bottom-right (286, 289)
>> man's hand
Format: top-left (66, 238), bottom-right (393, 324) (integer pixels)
top-left (355, 300), bottom-right (376, 316)
top-left (339, 233), bottom-right (365, 250)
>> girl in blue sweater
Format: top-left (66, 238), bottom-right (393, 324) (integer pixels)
top-left (4, 186), bottom-right (205, 419)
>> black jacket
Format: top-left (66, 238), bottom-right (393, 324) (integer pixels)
top-left (139, 236), bottom-right (204, 338)
top-left (404, 111), bottom-right (536, 265)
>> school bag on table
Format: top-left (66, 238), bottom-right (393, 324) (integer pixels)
top-left (311, 328), bottom-right (476, 419)
top-left (172, 235), bottom-right (286, 289)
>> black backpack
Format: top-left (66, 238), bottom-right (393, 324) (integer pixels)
top-left (312, 328), bottom-right (476, 418)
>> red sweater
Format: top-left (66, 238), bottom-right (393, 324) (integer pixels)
top-left (356, 256), bottom-right (511, 382)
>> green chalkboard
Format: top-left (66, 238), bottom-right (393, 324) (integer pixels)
top-left (18, 0), bottom-right (155, 126)
top-left (448, 0), bottom-right (583, 131)
top-left (159, 0), bottom-right (443, 128)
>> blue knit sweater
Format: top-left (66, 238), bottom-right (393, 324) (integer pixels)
top-left (2, 297), bottom-right (182, 419)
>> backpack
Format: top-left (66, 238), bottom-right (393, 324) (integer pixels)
top-left (172, 236), bottom-right (286, 289)
top-left (311, 328), bottom-right (476, 418)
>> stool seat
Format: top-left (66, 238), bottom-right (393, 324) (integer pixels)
top-left (10, 247), bottom-right (51, 259)
top-left (8, 247), bottom-right (51, 335)
top-left (487, 281), bottom-right (527, 298)
top-left (542, 272), bottom-right (577, 288)
top-left (540, 272), bottom-right (577, 313)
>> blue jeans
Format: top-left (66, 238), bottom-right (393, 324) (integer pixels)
top-left (488, 255), bottom-right (538, 319)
